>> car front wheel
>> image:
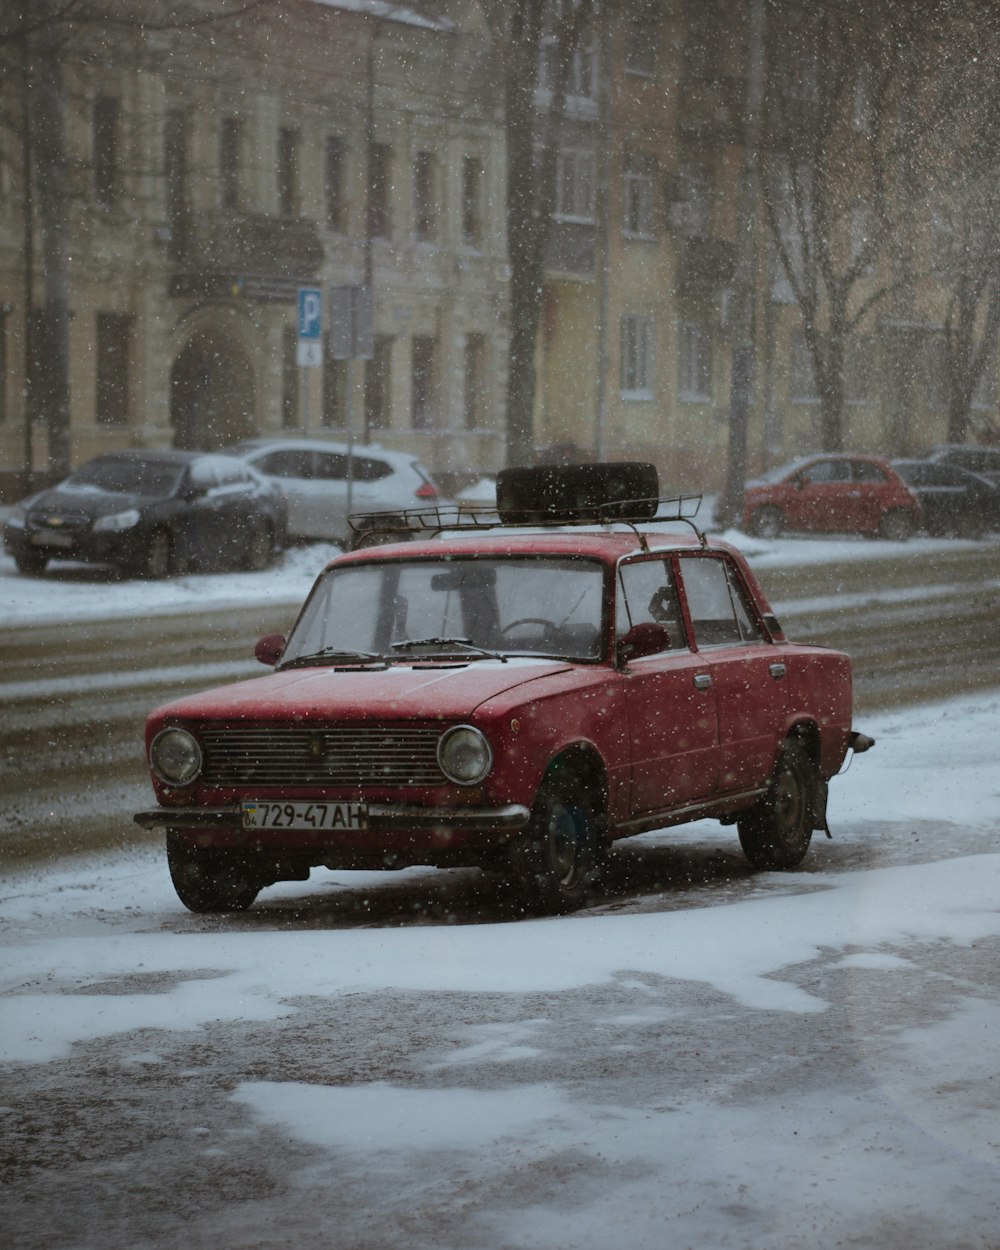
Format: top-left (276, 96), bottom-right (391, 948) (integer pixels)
top-left (737, 739), bottom-right (814, 870)
top-left (749, 506), bottom-right (785, 539)
top-left (243, 520), bottom-right (275, 571)
top-left (142, 528), bottom-right (174, 579)
top-left (14, 547), bottom-right (48, 576)
top-left (506, 771), bottom-right (602, 912)
top-left (166, 832), bottom-right (262, 913)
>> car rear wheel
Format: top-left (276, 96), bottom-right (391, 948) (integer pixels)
top-left (878, 509), bottom-right (914, 541)
top-left (14, 548), bottom-right (48, 576)
top-left (749, 506), bottom-right (785, 539)
top-left (506, 770), bottom-right (601, 912)
top-left (737, 739), bottom-right (814, 870)
top-left (166, 832), bottom-right (261, 913)
top-left (142, 528), bottom-right (174, 579)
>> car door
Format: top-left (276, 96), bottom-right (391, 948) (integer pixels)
top-left (179, 457), bottom-right (229, 569)
top-left (850, 459), bottom-right (893, 531)
top-left (207, 458), bottom-right (261, 564)
top-left (616, 556), bottom-right (720, 815)
top-left (790, 459), bottom-right (855, 531)
top-left (676, 553), bottom-right (788, 793)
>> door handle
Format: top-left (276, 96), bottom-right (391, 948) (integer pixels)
top-left (769, 662), bottom-right (787, 680)
top-left (693, 673), bottom-right (712, 690)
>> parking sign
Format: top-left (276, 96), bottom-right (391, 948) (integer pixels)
top-left (297, 287), bottom-right (322, 367)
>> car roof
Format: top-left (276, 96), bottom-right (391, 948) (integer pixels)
top-left (334, 527), bottom-right (734, 568)
top-left (227, 437), bottom-right (414, 461)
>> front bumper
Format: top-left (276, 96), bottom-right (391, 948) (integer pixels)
top-left (134, 802), bottom-right (531, 835)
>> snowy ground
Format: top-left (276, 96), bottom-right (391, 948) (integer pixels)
top-left (2, 690), bottom-right (1000, 1248)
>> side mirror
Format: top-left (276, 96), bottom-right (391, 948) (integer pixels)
top-left (255, 632), bottom-right (286, 666)
top-left (618, 621), bottom-right (671, 663)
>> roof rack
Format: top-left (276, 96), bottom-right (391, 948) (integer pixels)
top-left (347, 493), bottom-right (707, 549)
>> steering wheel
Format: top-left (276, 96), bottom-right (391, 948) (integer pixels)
top-left (502, 617), bottom-right (557, 637)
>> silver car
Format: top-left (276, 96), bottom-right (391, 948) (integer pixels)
top-left (223, 438), bottom-right (445, 544)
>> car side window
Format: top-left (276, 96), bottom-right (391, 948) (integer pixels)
top-left (616, 559), bottom-right (687, 650)
top-left (678, 556), bottom-right (765, 647)
top-left (801, 460), bottom-right (849, 484)
top-left (354, 457), bottom-right (392, 482)
top-left (259, 450), bottom-right (315, 478)
top-left (853, 462), bottom-right (886, 483)
top-left (314, 453), bottom-right (349, 481)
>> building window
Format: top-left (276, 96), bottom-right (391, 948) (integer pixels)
top-left (462, 156), bottom-right (483, 246)
top-left (555, 148), bottom-right (596, 222)
top-left (96, 313), bottom-right (132, 426)
top-left (463, 334), bottom-right (486, 430)
top-left (282, 325), bottom-right (299, 428)
top-left (621, 316), bottom-right (653, 397)
top-left (322, 352), bottom-right (347, 428)
top-left (623, 151), bottom-right (657, 238)
top-left (414, 150), bottom-right (436, 242)
top-left (325, 135), bottom-right (346, 233)
top-left (365, 335), bottom-right (392, 435)
top-left (220, 117), bottom-right (241, 210)
top-left (0, 313), bottom-right (7, 424)
top-left (411, 336), bottom-right (437, 430)
top-left (164, 109), bottom-right (188, 227)
top-left (625, 1), bottom-right (658, 76)
top-left (790, 332), bottom-right (820, 403)
top-left (277, 127), bottom-right (300, 216)
top-left (539, 25), bottom-right (597, 99)
top-left (678, 320), bottom-right (713, 402)
top-left (93, 95), bottom-right (120, 208)
top-left (367, 143), bottom-right (391, 240)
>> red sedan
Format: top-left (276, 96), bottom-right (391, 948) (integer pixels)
top-left (742, 454), bottom-right (922, 540)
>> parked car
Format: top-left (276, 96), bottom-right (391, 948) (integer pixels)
top-left (222, 437), bottom-right (445, 545)
top-left (742, 454), bottom-right (921, 540)
top-left (3, 449), bottom-right (287, 578)
top-left (135, 461), bottom-right (872, 915)
top-left (891, 459), bottom-right (1000, 538)
top-left (922, 443), bottom-right (1000, 485)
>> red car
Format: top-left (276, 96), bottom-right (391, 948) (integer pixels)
top-left (136, 463), bottom-right (872, 914)
top-left (742, 454), bottom-right (921, 540)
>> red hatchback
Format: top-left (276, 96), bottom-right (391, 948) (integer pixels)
top-left (135, 463), bottom-right (872, 914)
top-left (742, 454), bottom-right (921, 540)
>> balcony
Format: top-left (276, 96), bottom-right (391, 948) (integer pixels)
top-left (167, 210), bottom-right (324, 303)
top-left (677, 236), bottom-right (736, 294)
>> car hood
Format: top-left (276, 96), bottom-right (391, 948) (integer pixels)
top-left (27, 485), bottom-right (152, 519)
top-left (151, 657), bottom-right (578, 724)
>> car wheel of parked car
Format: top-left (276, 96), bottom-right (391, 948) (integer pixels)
top-left (166, 832), bottom-right (261, 913)
top-left (243, 520), bottom-right (275, 571)
top-left (878, 509), bottom-right (914, 541)
top-left (749, 506), bottom-right (785, 539)
top-left (508, 770), bottom-right (600, 911)
top-left (14, 548), bottom-right (48, 576)
top-left (143, 528), bottom-right (174, 579)
top-left (737, 739), bottom-right (814, 870)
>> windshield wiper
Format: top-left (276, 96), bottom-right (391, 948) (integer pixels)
top-left (391, 637), bottom-right (507, 663)
top-left (280, 647), bottom-right (385, 670)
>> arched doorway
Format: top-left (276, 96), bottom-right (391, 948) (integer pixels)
top-left (170, 330), bottom-right (256, 449)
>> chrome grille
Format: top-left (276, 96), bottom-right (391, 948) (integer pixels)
top-left (199, 724), bottom-right (444, 788)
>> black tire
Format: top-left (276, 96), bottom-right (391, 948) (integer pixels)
top-left (506, 770), bottom-right (602, 911)
top-left (14, 548), bottom-right (48, 576)
top-left (243, 521), bottom-right (275, 571)
top-left (878, 509), bottom-right (914, 541)
top-left (749, 506), bottom-right (785, 539)
top-left (166, 832), bottom-right (261, 913)
top-left (143, 528), bottom-right (173, 579)
top-left (737, 739), bottom-right (815, 870)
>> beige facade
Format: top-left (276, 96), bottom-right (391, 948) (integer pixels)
top-left (0, 0), bottom-right (508, 492)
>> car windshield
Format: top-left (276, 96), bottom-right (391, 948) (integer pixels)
top-left (753, 459), bottom-right (808, 484)
top-left (65, 458), bottom-right (184, 497)
top-left (282, 556), bottom-right (607, 665)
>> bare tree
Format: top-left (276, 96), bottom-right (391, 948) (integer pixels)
top-left (757, 0), bottom-right (943, 453)
top-left (477, 0), bottom-right (598, 467)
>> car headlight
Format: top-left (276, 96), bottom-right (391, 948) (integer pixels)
top-left (150, 727), bottom-right (203, 785)
top-left (94, 509), bottom-right (141, 533)
top-left (437, 725), bottom-right (493, 786)
top-left (5, 504), bottom-right (27, 529)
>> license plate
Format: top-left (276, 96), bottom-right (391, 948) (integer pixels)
top-left (241, 800), bottom-right (368, 831)
top-left (32, 531), bottom-right (74, 549)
